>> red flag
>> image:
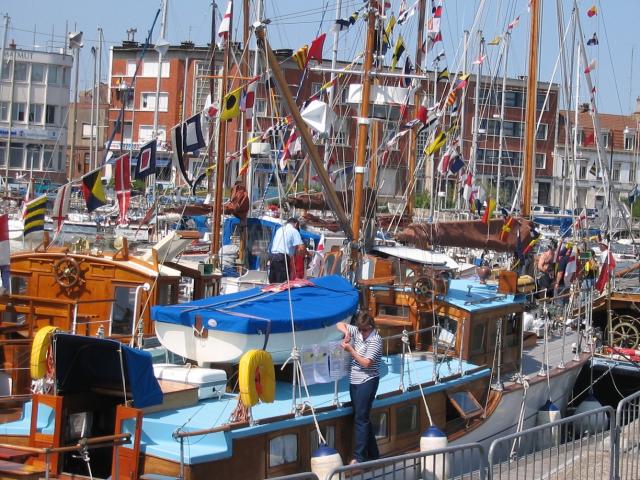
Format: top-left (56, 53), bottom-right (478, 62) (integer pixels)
top-left (307, 33), bottom-right (326, 65)
top-left (587, 5), bottom-right (597, 17)
top-left (217, 1), bottom-right (232, 45)
top-left (52, 183), bottom-right (71, 233)
top-left (481, 198), bottom-right (496, 224)
top-left (583, 131), bottom-right (595, 147)
top-left (115, 153), bottom-right (131, 224)
top-left (595, 250), bottom-right (616, 293)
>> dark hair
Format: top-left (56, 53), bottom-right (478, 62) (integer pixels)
top-left (355, 311), bottom-right (375, 330)
top-left (287, 217), bottom-right (300, 227)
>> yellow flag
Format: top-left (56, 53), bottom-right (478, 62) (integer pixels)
top-left (293, 45), bottom-right (309, 69)
top-left (424, 131), bottom-right (447, 156)
top-left (221, 86), bottom-right (243, 121)
top-left (488, 35), bottom-right (501, 46)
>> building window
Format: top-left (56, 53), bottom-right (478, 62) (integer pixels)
top-left (14, 62), bottom-right (28, 81)
top-left (31, 64), bottom-right (45, 83)
top-left (140, 92), bottom-right (168, 111)
top-left (0, 142), bottom-right (6, 167)
top-left (126, 61), bottom-right (137, 77)
top-left (1, 60), bottom-right (10, 80)
top-left (612, 163), bottom-right (620, 182)
top-left (268, 434), bottom-right (298, 468)
top-left (138, 125), bottom-right (166, 142)
top-left (47, 65), bottom-right (59, 85)
top-left (9, 144), bottom-right (24, 169)
top-left (45, 105), bottom-right (57, 125)
top-left (25, 144), bottom-right (41, 170)
top-left (631, 160), bottom-right (637, 184)
top-left (62, 67), bottom-right (70, 86)
top-left (29, 104), bottom-right (43, 124)
top-left (123, 122), bottom-right (133, 143)
top-left (601, 131), bottom-right (610, 149)
top-left (579, 165), bottom-right (587, 179)
top-left (624, 131), bottom-right (636, 151)
top-left (254, 98), bottom-right (268, 116)
top-left (12, 103), bottom-right (26, 122)
top-left (311, 82), bottom-right (322, 96)
top-left (333, 117), bottom-right (349, 146)
top-left (82, 123), bottom-right (96, 139)
top-left (0, 102), bottom-right (8, 121)
top-left (193, 60), bottom-right (220, 116)
top-left (84, 152), bottom-right (90, 168)
top-left (535, 154), bottom-right (546, 169)
top-left (141, 60), bottom-right (170, 77)
top-left (42, 148), bottom-right (53, 170)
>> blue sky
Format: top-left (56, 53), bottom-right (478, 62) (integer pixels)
top-left (2, 0), bottom-right (638, 116)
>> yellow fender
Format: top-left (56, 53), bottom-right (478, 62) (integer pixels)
top-left (30, 326), bottom-right (59, 379)
top-left (238, 349), bottom-right (276, 407)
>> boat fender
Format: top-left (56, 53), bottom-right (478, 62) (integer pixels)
top-left (420, 426), bottom-right (449, 480)
top-left (30, 326), bottom-right (60, 379)
top-left (536, 399), bottom-right (561, 448)
top-left (574, 394), bottom-right (608, 436)
top-left (310, 444), bottom-right (342, 480)
top-left (238, 349), bottom-right (276, 407)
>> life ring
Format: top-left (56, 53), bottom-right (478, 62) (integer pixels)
top-left (30, 326), bottom-right (60, 379)
top-left (238, 349), bottom-right (276, 407)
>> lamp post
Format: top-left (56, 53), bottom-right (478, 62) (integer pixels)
top-left (68, 31), bottom-right (83, 180)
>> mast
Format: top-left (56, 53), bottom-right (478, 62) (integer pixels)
top-left (255, 27), bottom-right (352, 238)
top-left (207, 4), bottom-right (217, 194)
top-left (495, 32), bottom-right (510, 207)
top-left (152, 0), bottom-right (169, 201)
top-left (406, 0), bottom-right (426, 218)
top-left (69, 33), bottom-right (82, 180)
top-left (351, 2), bottom-right (376, 251)
top-left (211, 2), bottom-right (232, 257)
top-left (0, 14), bottom-right (8, 194)
top-left (239, 0), bottom-right (250, 182)
top-left (456, 30), bottom-right (469, 210)
top-left (95, 27), bottom-right (103, 167)
top-left (90, 45), bottom-right (97, 172)
top-left (246, 0), bottom-right (264, 211)
top-left (322, 0), bottom-right (343, 170)
top-left (522, 0), bottom-right (541, 217)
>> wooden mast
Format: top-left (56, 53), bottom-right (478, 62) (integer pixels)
top-left (522, 0), bottom-right (541, 217)
top-left (255, 27), bottom-right (353, 239)
top-left (211, 3), bottom-right (232, 257)
top-left (406, 0), bottom-right (426, 218)
top-left (351, 2), bottom-right (377, 253)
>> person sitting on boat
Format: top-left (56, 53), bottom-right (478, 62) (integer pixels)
top-left (336, 312), bottom-right (383, 465)
top-left (268, 217), bottom-right (309, 283)
top-left (554, 247), bottom-right (570, 304)
top-left (536, 242), bottom-right (555, 298)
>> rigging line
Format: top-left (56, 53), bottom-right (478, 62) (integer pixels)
top-left (595, 1), bottom-right (624, 115)
top-left (268, 0), bottom-right (360, 22)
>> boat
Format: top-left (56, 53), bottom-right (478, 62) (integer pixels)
top-left (152, 275), bottom-right (359, 364)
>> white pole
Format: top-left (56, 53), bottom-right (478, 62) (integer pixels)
top-left (322, 0), bottom-right (343, 170)
top-left (0, 14), bottom-right (10, 194)
top-left (496, 32), bottom-right (510, 208)
top-left (95, 27), bottom-right (103, 166)
top-left (90, 46), bottom-right (97, 172)
top-left (152, 0), bottom-right (169, 200)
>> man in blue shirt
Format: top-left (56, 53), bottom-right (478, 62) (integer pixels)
top-left (268, 217), bottom-right (307, 283)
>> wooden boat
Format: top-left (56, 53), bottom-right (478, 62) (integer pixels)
top-left (0, 230), bottom-right (213, 398)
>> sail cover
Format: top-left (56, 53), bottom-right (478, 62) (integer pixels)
top-left (397, 218), bottom-right (536, 253)
top-left (54, 333), bottom-right (163, 408)
top-left (152, 275), bottom-right (358, 334)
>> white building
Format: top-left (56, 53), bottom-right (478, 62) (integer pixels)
top-left (0, 45), bottom-right (73, 185)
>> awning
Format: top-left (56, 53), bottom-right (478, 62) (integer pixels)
top-left (53, 333), bottom-right (163, 408)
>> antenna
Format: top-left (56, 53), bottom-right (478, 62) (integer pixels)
top-left (126, 27), bottom-right (137, 42)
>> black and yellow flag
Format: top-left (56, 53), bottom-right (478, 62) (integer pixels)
top-left (437, 68), bottom-right (449, 82)
top-left (220, 86), bottom-right (243, 121)
top-left (391, 36), bottom-right (406, 70)
top-left (23, 195), bottom-right (47, 237)
top-left (293, 45), bottom-right (309, 69)
top-left (82, 169), bottom-right (107, 213)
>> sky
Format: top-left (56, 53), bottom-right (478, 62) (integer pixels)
top-left (1, 0), bottom-right (639, 117)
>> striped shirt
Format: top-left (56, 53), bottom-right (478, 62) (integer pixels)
top-left (346, 324), bottom-right (383, 385)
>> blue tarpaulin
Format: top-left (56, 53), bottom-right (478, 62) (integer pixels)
top-left (152, 275), bottom-right (359, 334)
top-left (54, 333), bottom-right (163, 408)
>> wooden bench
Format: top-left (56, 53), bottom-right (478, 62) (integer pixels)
top-left (0, 459), bottom-right (46, 480)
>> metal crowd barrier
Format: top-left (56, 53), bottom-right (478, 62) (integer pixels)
top-left (615, 389), bottom-right (640, 479)
top-left (488, 406), bottom-right (615, 479)
top-left (268, 474), bottom-right (319, 480)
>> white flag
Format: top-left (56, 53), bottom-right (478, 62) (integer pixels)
top-left (52, 183), bottom-right (71, 233)
top-left (217, 1), bottom-right (232, 46)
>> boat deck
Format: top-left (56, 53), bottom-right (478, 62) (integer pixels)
top-left (518, 329), bottom-right (583, 379)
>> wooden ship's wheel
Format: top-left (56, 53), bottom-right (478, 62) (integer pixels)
top-left (53, 257), bottom-right (84, 289)
top-left (608, 314), bottom-right (640, 349)
top-left (412, 276), bottom-right (435, 304)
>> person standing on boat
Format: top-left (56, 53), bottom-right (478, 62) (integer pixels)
top-left (536, 242), bottom-right (555, 298)
top-left (336, 312), bottom-right (383, 464)
top-left (268, 217), bottom-right (308, 283)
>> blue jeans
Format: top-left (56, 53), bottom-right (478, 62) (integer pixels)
top-left (349, 377), bottom-right (380, 463)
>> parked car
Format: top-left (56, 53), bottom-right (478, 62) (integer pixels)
top-left (532, 205), bottom-right (557, 215)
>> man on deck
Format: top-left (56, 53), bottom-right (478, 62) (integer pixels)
top-left (268, 217), bottom-right (309, 283)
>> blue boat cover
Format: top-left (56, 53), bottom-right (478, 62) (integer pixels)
top-left (152, 275), bottom-right (359, 334)
top-left (54, 333), bottom-right (163, 408)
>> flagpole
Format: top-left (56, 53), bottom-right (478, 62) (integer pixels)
top-left (456, 30), bottom-right (469, 211)
top-left (211, 2), bottom-right (232, 259)
top-left (322, 0), bottom-right (343, 172)
top-left (406, 0), bottom-right (426, 218)
top-left (152, 0), bottom-right (168, 205)
top-left (247, 0), bottom-right (263, 212)
top-left (495, 32), bottom-right (510, 208)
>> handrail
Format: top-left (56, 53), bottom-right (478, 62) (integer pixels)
top-left (4, 294), bottom-right (117, 306)
top-left (173, 421), bottom-right (249, 439)
top-left (0, 432), bottom-right (131, 455)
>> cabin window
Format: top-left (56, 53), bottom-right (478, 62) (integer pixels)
top-left (371, 410), bottom-right (389, 440)
top-left (157, 282), bottom-right (176, 306)
top-left (269, 433), bottom-right (298, 467)
top-left (67, 412), bottom-right (92, 441)
top-left (10, 275), bottom-right (28, 295)
top-left (310, 425), bottom-right (336, 449)
top-left (435, 316), bottom-right (458, 349)
top-left (111, 286), bottom-right (137, 335)
top-left (395, 404), bottom-right (418, 435)
top-left (447, 391), bottom-right (483, 421)
top-left (470, 323), bottom-right (486, 354)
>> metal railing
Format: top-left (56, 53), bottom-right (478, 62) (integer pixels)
top-left (488, 406), bottom-right (615, 479)
top-left (616, 389), bottom-right (640, 479)
top-left (325, 442), bottom-right (486, 480)
top-left (268, 474), bottom-right (319, 480)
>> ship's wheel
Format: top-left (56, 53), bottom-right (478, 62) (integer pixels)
top-left (609, 315), bottom-right (640, 349)
top-left (412, 276), bottom-right (435, 303)
top-left (53, 257), bottom-right (84, 289)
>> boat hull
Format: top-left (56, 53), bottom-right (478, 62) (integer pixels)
top-left (154, 320), bottom-right (345, 364)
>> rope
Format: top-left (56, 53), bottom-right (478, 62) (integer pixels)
top-left (509, 376), bottom-right (529, 460)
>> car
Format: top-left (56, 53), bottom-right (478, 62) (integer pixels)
top-left (532, 205), bottom-right (557, 215)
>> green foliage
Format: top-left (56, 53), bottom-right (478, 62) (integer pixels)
top-left (132, 179), bottom-right (145, 192)
top-left (415, 191), bottom-right (431, 209)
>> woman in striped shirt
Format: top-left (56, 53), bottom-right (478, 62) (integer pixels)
top-left (336, 311), bottom-right (383, 464)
